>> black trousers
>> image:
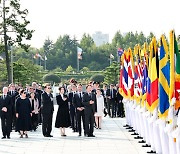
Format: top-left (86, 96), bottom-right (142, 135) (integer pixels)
top-left (117, 102), bottom-right (124, 117)
top-left (84, 112), bottom-right (94, 135)
top-left (107, 99), bottom-right (112, 117)
top-left (76, 110), bottom-right (85, 135)
top-left (42, 113), bottom-right (53, 136)
top-left (70, 106), bottom-right (77, 131)
top-left (112, 101), bottom-right (117, 118)
top-left (32, 113), bottom-right (38, 130)
top-left (1, 115), bottom-right (11, 137)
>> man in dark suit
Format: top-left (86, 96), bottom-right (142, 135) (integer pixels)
top-left (117, 90), bottom-right (124, 117)
top-left (68, 84), bottom-right (77, 132)
top-left (7, 83), bottom-right (18, 130)
top-left (0, 87), bottom-right (12, 139)
top-left (106, 84), bottom-right (117, 118)
top-left (32, 82), bottom-right (43, 124)
top-left (41, 84), bottom-right (54, 137)
top-left (82, 85), bottom-right (97, 137)
top-left (73, 84), bottom-right (85, 136)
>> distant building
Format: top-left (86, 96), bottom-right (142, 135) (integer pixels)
top-left (92, 31), bottom-right (109, 46)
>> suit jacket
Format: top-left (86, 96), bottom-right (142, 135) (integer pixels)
top-left (0, 95), bottom-right (12, 117)
top-left (41, 92), bottom-right (54, 114)
top-left (73, 92), bottom-right (85, 109)
top-left (82, 92), bottom-right (97, 115)
top-left (106, 89), bottom-right (117, 100)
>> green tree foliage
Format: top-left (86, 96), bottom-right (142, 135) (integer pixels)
top-left (104, 62), bottom-right (119, 84)
top-left (90, 74), bottom-right (104, 83)
top-left (43, 74), bottom-right (60, 83)
top-left (81, 67), bottom-right (89, 73)
top-left (12, 31), bottom-right (156, 73)
top-left (0, 0), bottom-right (34, 83)
top-left (13, 58), bottom-right (41, 84)
top-left (66, 65), bottom-right (74, 73)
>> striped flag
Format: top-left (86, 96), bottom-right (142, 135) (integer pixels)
top-left (169, 30), bottom-right (180, 109)
top-left (120, 50), bottom-right (129, 98)
top-left (147, 38), bottom-right (159, 112)
top-left (134, 45), bottom-right (142, 103)
top-left (159, 35), bottom-right (170, 119)
top-left (127, 48), bottom-right (134, 99)
top-left (141, 43), bottom-right (148, 106)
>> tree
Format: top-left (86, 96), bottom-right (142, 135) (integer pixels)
top-left (13, 58), bottom-right (41, 84)
top-left (104, 62), bottom-right (120, 84)
top-left (66, 65), bottom-right (74, 73)
top-left (43, 74), bottom-right (60, 83)
top-left (0, 0), bottom-right (34, 83)
top-left (81, 67), bottom-right (89, 73)
top-left (90, 74), bottom-right (104, 83)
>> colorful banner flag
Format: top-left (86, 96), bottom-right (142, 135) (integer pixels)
top-left (120, 50), bottom-right (129, 98)
top-left (141, 43), bottom-right (148, 106)
top-left (77, 47), bottom-right (83, 60)
top-left (134, 45), bottom-right (142, 103)
top-left (147, 38), bottom-right (159, 112)
top-left (117, 48), bottom-right (124, 57)
top-left (169, 30), bottom-right (180, 109)
top-left (127, 48), bottom-right (134, 99)
top-left (159, 35), bottom-right (170, 119)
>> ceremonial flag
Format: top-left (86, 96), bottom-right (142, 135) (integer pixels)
top-left (159, 35), bottom-right (170, 119)
top-left (169, 30), bottom-right (180, 109)
top-left (110, 54), bottom-right (114, 59)
top-left (44, 55), bottom-right (47, 61)
top-left (134, 45), bottom-right (142, 103)
top-left (127, 48), bottom-right (134, 99)
top-left (147, 38), bottom-right (159, 112)
top-left (117, 48), bottom-right (124, 57)
top-left (120, 50), bottom-right (129, 98)
top-left (141, 43), bottom-right (148, 106)
top-left (77, 47), bottom-right (83, 60)
top-left (34, 53), bottom-right (43, 60)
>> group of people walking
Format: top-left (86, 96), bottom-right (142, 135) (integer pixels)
top-left (0, 80), bottom-right (124, 139)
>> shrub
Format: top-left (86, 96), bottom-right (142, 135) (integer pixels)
top-left (43, 74), bottom-right (61, 83)
top-left (90, 74), bottom-right (104, 83)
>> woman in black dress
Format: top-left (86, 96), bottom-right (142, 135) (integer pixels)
top-left (16, 90), bottom-right (32, 138)
top-left (55, 87), bottom-right (70, 136)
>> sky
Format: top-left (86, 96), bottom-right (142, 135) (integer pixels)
top-left (20, 0), bottom-right (180, 48)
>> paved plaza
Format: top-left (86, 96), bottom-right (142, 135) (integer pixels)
top-left (0, 105), bottom-right (148, 154)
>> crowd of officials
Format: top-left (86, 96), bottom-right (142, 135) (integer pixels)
top-left (0, 80), bottom-right (124, 139)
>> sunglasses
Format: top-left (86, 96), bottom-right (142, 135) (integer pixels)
top-left (47, 87), bottom-right (51, 89)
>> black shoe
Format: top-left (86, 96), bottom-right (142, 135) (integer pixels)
top-left (138, 140), bottom-right (146, 143)
top-left (84, 133), bottom-right (88, 137)
top-left (88, 134), bottom-right (95, 137)
top-left (7, 136), bottom-right (10, 139)
top-left (142, 144), bottom-right (151, 147)
top-left (79, 134), bottom-right (81, 136)
top-left (1, 136), bottom-right (6, 139)
top-left (25, 134), bottom-right (28, 138)
top-left (147, 150), bottom-right (156, 153)
top-left (61, 134), bottom-right (66, 137)
top-left (47, 135), bottom-right (53, 137)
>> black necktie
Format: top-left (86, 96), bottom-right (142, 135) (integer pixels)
top-left (111, 90), bottom-right (113, 98)
top-left (79, 93), bottom-right (82, 99)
